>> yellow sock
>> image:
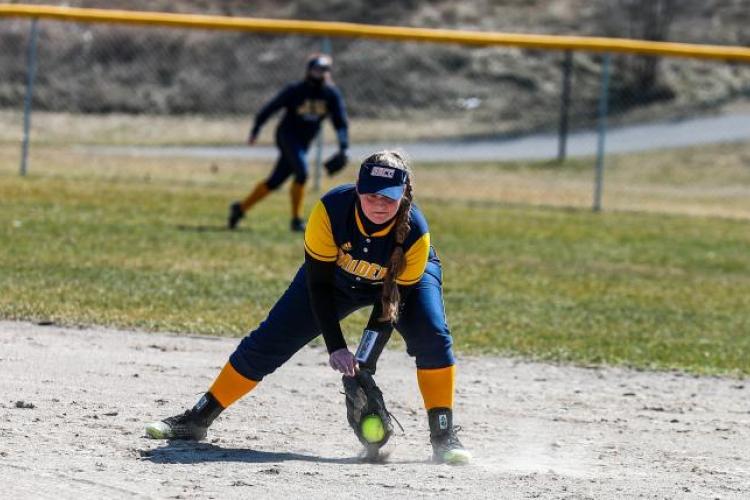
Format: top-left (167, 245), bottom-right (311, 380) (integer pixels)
top-left (241, 182), bottom-right (270, 212)
top-left (208, 362), bottom-right (259, 408)
top-left (416, 365), bottom-right (455, 410)
top-left (290, 181), bottom-right (305, 220)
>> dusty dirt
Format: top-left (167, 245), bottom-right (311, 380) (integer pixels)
top-left (1, 320), bottom-right (749, 499)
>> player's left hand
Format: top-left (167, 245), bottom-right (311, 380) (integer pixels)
top-left (329, 348), bottom-right (357, 377)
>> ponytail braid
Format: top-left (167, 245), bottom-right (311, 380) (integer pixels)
top-left (379, 170), bottom-right (413, 323)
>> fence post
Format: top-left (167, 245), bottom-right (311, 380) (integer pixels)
top-left (313, 37), bottom-right (332, 193)
top-left (20, 18), bottom-right (40, 177)
top-left (593, 53), bottom-right (611, 212)
top-left (557, 50), bottom-right (572, 163)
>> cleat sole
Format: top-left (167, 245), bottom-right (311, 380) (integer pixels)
top-left (442, 448), bottom-right (472, 465)
top-left (145, 421), bottom-right (173, 439)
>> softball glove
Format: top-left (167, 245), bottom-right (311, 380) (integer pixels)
top-left (324, 150), bottom-right (349, 176)
top-left (342, 370), bottom-right (394, 454)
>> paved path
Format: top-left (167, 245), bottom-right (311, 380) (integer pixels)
top-left (87, 113), bottom-right (750, 162)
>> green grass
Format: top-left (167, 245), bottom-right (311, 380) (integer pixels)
top-left (1, 146), bottom-right (750, 375)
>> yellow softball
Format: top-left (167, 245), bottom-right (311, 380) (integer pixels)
top-left (360, 414), bottom-right (385, 443)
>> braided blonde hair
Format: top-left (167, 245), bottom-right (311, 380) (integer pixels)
top-left (360, 151), bottom-right (414, 323)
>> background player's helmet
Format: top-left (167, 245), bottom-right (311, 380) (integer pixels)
top-left (307, 53), bottom-right (332, 72)
top-left (306, 54), bottom-right (332, 84)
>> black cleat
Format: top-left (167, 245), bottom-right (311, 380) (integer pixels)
top-left (428, 407), bottom-right (472, 464)
top-left (290, 217), bottom-right (306, 232)
top-left (228, 201), bottom-right (244, 230)
top-left (145, 393), bottom-right (223, 441)
top-left (431, 426), bottom-right (471, 464)
top-left (145, 409), bottom-right (209, 440)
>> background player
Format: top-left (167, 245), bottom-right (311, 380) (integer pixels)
top-left (149, 150), bottom-right (470, 464)
top-left (228, 53), bottom-right (349, 232)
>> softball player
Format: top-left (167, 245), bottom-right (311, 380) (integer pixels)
top-left (148, 151), bottom-right (470, 465)
top-left (228, 53), bottom-right (349, 232)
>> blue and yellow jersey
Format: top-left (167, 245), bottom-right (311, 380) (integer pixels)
top-left (251, 80), bottom-right (348, 149)
top-left (304, 185), bottom-right (433, 292)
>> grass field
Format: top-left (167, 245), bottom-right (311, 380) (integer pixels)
top-left (1, 143), bottom-right (749, 375)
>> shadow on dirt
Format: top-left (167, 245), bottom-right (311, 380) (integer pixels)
top-left (139, 442), bottom-right (426, 465)
top-left (140, 442), bottom-right (358, 464)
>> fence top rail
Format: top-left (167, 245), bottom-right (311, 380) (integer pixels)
top-left (2, 4), bottom-right (749, 63)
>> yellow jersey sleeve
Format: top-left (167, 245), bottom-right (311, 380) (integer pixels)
top-left (396, 232), bottom-right (430, 285)
top-left (304, 200), bottom-right (338, 262)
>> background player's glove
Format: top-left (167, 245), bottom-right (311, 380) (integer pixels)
top-left (324, 150), bottom-right (349, 176)
top-left (342, 370), bottom-right (394, 450)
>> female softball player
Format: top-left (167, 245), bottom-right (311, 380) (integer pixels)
top-left (228, 53), bottom-right (349, 232)
top-left (148, 151), bottom-right (470, 464)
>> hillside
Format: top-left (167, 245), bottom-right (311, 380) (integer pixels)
top-left (1, 0), bottom-right (748, 135)
top-left (7, 0), bottom-right (750, 44)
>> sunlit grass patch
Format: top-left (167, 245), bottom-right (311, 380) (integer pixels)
top-left (1, 143), bottom-right (749, 375)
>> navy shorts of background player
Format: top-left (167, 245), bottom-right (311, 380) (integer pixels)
top-left (229, 54), bottom-right (349, 232)
top-left (148, 151), bottom-right (470, 464)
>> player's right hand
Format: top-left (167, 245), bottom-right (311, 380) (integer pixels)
top-left (329, 348), bottom-right (357, 377)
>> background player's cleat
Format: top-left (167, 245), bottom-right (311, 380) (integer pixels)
top-left (228, 201), bottom-right (244, 229)
top-left (290, 217), bottom-right (306, 232)
top-left (145, 409), bottom-right (208, 440)
top-left (428, 407), bottom-right (471, 465)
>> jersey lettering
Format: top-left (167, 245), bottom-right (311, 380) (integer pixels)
top-left (297, 99), bottom-right (327, 119)
top-left (336, 248), bottom-right (388, 282)
top-left (371, 166), bottom-right (395, 178)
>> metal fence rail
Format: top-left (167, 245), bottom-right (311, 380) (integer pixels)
top-left (1, 5), bottom-right (749, 212)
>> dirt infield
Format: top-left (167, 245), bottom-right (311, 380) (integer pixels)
top-left (1, 320), bottom-right (748, 499)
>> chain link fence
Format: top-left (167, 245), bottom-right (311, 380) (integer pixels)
top-left (1, 15), bottom-right (749, 214)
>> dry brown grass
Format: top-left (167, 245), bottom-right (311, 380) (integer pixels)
top-left (0, 111), bottom-right (499, 146)
top-left (412, 141), bottom-right (750, 219)
top-left (2, 139), bottom-right (749, 219)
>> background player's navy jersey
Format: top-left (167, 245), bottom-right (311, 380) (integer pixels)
top-left (251, 80), bottom-right (348, 148)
